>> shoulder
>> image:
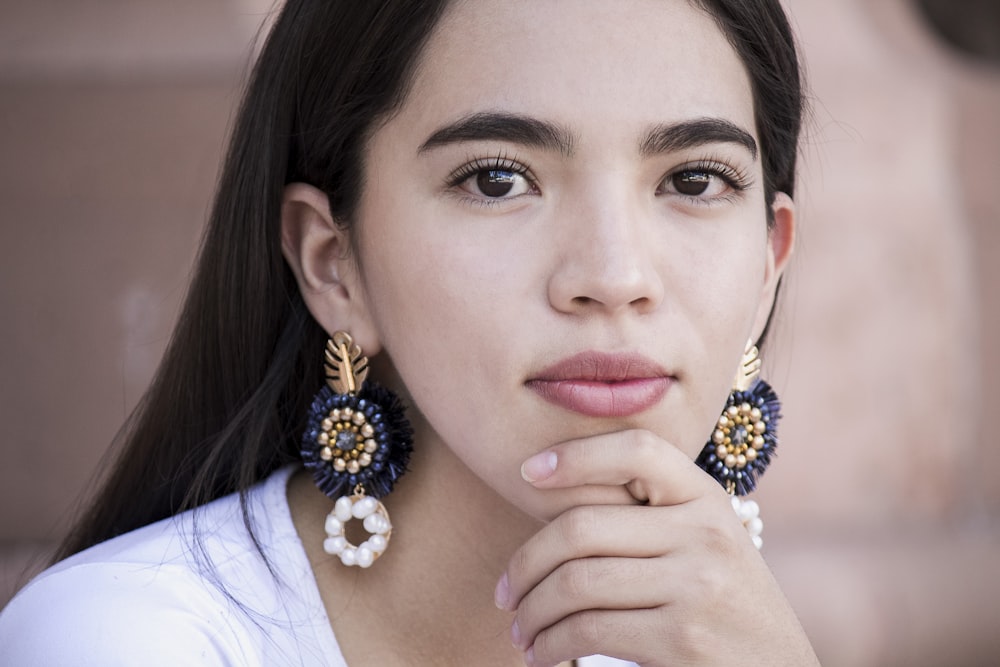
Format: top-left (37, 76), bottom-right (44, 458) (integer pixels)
top-left (0, 558), bottom-right (254, 666)
top-left (0, 465), bottom-right (327, 666)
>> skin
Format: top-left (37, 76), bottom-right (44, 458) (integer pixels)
top-left (281, 0), bottom-right (816, 665)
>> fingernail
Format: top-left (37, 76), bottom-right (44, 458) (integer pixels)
top-left (495, 573), bottom-right (511, 610)
top-left (510, 619), bottom-right (522, 648)
top-left (524, 646), bottom-right (536, 666)
top-left (521, 451), bottom-right (557, 483)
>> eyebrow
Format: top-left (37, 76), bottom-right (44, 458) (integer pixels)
top-left (418, 112), bottom-right (576, 156)
top-left (640, 118), bottom-right (758, 160)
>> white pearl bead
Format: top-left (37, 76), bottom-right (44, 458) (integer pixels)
top-left (340, 547), bottom-right (357, 567)
top-left (323, 536), bottom-right (347, 555)
top-left (325, 515), bottom-right (343, 537)
top-left (363, 513), bottom-right (390, 535)
top-left (352, 496), bottom-right (378, 519)
top-left (334, 496), bottom-right (354, 522)
top-left (367, 534), bottom-right (387, 553)
top-left (356, 547), bottom-right (375, 568)
top-left (731, 496), bottom-right (763, 550)
top-left (738, 499), bottom-right (760, 521)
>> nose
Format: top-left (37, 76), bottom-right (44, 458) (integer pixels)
top-left (546, 194), bottom-right (665, 316)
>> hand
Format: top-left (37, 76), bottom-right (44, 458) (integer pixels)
top-left (494, 430), bottom-right (819, 667)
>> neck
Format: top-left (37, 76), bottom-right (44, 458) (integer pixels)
top-left (289, 423), bottom-right (545, 667)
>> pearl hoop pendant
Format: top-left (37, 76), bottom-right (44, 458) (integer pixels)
top-left (322, 492), bottom-right (392, 567)
top-left (731, 495), bottom-right (764, 550)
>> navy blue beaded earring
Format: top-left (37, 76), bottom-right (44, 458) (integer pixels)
top-left (301, 331), bottom-right (413, 567)
top-left (695, 340), bottom-right (780, 549)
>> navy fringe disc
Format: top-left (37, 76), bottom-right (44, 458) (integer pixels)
top-left (301, 382), bottom-right (413, 500)
top-left (695, 378), bottom-right (780, 497)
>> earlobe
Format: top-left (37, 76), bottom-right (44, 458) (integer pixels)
top-left (280, 183), bottom-right (380, 353)
top-left (750, 193), bottom-right (796, 338)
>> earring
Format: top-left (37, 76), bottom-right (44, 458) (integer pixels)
top-left (695, 340), bottom-right (781, 549)
top-left (300, 331), bottom-right (413, 567)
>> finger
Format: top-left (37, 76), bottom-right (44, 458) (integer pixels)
top-left (512, 555), bottom-right (667, 652)
top-left (520, 429), bottom-right (719, 505)
top-left (524, 608), bottom-right (660, 667)
top-left (499, 503), bottom-right (691, 611)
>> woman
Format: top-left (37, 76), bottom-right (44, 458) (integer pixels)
top-left (0, 0), bottom-right (819, 664)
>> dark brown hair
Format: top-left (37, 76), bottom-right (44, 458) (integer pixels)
top-left (55, 0), bottom-right (805, 562)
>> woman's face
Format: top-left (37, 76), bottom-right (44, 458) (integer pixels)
top-left (346, 0), bottom-right (792, 519)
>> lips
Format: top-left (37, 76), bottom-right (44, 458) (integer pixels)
top-left (526, 352), bottom-right (673, 418)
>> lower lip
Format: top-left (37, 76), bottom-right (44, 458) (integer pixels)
top-left (526, 377), bottom-right (671, 418)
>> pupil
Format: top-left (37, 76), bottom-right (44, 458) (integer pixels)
top-left (477, 170), bottom-right (515, 197)
top-left (673, 171), bottom-right (710, 196)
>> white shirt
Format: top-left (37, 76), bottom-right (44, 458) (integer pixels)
top-left (0, 466), bottom-right (635, 666)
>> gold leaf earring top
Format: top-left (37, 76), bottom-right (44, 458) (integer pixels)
top-left (733, 340), bottom-right (762, 392)
top-left (324, 331), bottom-right (370, 395)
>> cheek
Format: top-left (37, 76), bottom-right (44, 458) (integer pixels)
top-left (680, 219), bottom-right (769, 336)
top-left (667, 225), bottom-right (771, 450)
top-left (354, 202), bottom-right (528, 440)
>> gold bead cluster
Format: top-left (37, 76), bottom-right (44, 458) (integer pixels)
top-left (316, 407), bottom-right (378, 475)
top-left (712, 402), bottom-right (766, 470)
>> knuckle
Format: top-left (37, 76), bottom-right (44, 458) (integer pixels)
top-left (530, 627), bottom-right (558, 665)
top-left (555, 561), bottom-right (592, 599)
top-left (559, 506), bottom-right (598, 549)
top-left (697, 502), bottom-right (742, 556)
top-left (565, 610), bottom-right (603, 648)
top-left (701, 520), bottom-right (733, 554)
top-left (692, 564), bottom-right (728, 602)
top-left (673, 618), bottom-right (713, 662)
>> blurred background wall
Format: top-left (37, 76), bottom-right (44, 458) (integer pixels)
top-left (1, 0), bottom-right (998, 664)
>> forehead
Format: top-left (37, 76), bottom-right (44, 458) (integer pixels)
top-left (399, 0), bottom-right (755, 145)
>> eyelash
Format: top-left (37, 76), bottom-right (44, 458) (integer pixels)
top-left (445, 153), bottom-right (537, 206)
top-left (660, 158), bottom-right (754, 204)
top-left (443, 153), bottom-right (752, 207)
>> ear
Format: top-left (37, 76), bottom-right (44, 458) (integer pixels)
top-left (280, 183), bottom-right (381, 354)
top-left (750, 192), bottom-right (796, 339)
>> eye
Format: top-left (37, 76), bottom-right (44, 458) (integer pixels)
top-left (447, 155), bottom-right (538, 202)
top-left (658, 160), bottom-right (752, 204)
top-left (663, 170), bottom-right (730, 198)
top-left (463, 169), bottom-right (533, 199)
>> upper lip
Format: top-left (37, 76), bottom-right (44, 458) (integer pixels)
top-left (527, 351), bottom-right (672, 383)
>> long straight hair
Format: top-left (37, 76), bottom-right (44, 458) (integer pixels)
top-left (54, 0), bottom-right (804, 562)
